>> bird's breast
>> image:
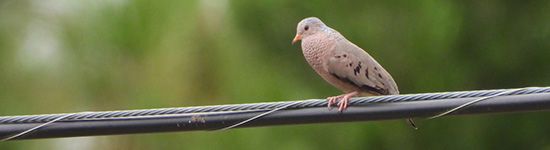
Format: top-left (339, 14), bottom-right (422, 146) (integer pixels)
top-left (301, 36), bottom-right (334, 70)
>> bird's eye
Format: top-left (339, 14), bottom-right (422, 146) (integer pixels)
top-left (304, 25), bottom-right (309, 31)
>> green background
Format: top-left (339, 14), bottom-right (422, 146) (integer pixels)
top-left (1, 0), bottom-right (550, 149)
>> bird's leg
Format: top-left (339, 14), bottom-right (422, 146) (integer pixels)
top-left (326, 91), bottom-right (358, 113)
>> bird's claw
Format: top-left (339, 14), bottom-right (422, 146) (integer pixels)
top-left (337, 97), bottom-right (348, 113)
top-left (326, 91), bottom-right (358, 113)
top-left (327, 96), bottom-right (339, 110)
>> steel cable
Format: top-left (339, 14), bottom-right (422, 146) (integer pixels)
top-left (1, 87), bottom-right (548, 124)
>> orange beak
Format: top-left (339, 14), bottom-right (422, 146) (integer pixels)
top-left (292, 34), bottom-right (301, 45)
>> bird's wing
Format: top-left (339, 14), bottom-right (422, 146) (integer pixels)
top-left (326, 39), bottom-right (398, 95)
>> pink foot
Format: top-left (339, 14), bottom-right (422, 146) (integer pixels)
top-left (326, 91), bottom-right (358, 113)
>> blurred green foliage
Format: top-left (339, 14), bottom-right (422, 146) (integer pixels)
top-left (1, 0), bottom-right (550, 149)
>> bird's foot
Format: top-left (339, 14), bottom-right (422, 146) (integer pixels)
top-left (326, 91), bottom-right (358, 113)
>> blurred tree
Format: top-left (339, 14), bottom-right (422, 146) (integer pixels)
top-left (1, 0), bottom-right (549, 150)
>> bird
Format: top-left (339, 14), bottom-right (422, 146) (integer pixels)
top-left (292, 17), bottom-right (416, 129)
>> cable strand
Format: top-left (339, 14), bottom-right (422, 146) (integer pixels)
top-left (0, 87), bottom-right (548, 124)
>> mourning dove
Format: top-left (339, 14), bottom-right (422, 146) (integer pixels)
top-left (292, 17), bottom-right (416, 128)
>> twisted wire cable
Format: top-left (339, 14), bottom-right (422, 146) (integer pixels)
top-left (1, 87), bottom-right (549, 124)
top-left (1, 86), bottom-right (550, 140)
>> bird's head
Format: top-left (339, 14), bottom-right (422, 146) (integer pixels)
top-left (292, 17), bottom-right (327, 44)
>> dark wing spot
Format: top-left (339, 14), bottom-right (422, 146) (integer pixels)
top-left (353, 66), bottom-right (360, 76)
top-left (374, 67), bottom-right (378, 70)
top-left (335, 55), bottom-right (341, 58)
top-left (346, 62), bottom-right (353, 67)
top-left (353, 62), bottom-right (362, 76)
top-left (365, 68), bottom-right (369, 79)
top-left (378, 73), bottom-right (383, 78)
top-left (343, 54), bottom-right (347, 57)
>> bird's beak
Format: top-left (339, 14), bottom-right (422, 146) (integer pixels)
top-left (292, 34), bottom-right (301, 45)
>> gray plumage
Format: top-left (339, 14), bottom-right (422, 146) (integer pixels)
top-left (293, 17), bottom-right (399, 98)
top-left (293, 17), bottom-right (416, 129)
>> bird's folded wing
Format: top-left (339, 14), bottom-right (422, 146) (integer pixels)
top-left (326, 40), bottom-right (394, 95)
